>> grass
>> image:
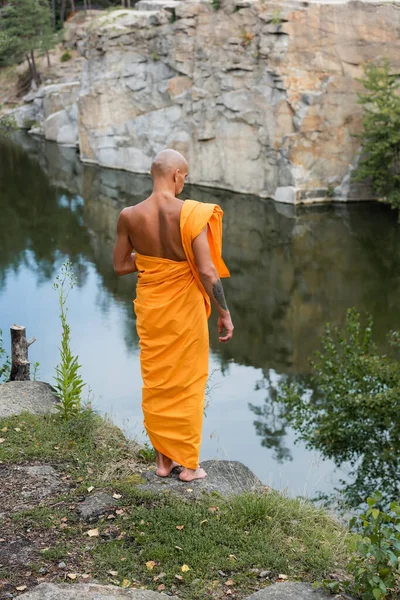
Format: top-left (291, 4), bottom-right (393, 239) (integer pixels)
top-left (0, 409), bottom-right (353, 599)
top-left (0, 407), bottom-right (140, 483)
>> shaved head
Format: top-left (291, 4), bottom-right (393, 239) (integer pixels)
top-left (151, 149), bottom-right (188, 179)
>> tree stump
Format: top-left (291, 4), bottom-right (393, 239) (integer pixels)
top-left (9, 325), bottom-right (36, 382)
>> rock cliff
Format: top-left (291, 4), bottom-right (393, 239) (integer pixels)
top-left (8, 0), bottom-right (400, 202)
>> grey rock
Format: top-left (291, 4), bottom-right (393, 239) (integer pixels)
top-left (11, 464), bottom-right (66, 501)
top-left (18, 583), bottom-right (180, 599)
top-left (57, 561), bottom-right (66, 569)
top-left (38, 567), bottom-right (47, 574)
top-left (244, 582), bottom-right (335, 599)
top-left (138, 460), bottom-right (264, 499)
top-left (77, 492), bottom-right (118, 520)
top-left (0, 381), bottom-right (59, 418)
top-left (259, 570), bottom-right (272, 578)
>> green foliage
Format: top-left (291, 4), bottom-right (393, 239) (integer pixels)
top-left (211, 0), bottom-right (221, 10)
top-left (32, 361), bottom-right (40, 381)
top-left (0, 328), bottom-right (10, 382)
top-left (276, 308), bottom-right (400, 507)
top-left (0, 0), bottom-right (54, 83)
top-left (0, 113), bottom-right (17, 138)
top-left (60, 50), bottom-right (72, 62)
top-left (353, 59), bottom-right (400, 214)
top-left (138, 441), bottom-right (156, 463)
top-left (319, 493), bottom-right (400, 599)
top-left (326, 184), bottom-right (335, 199)
top-left (52, 259), bottom-right (85, 421)
top-left (271, 9), bottom-right (282, 25)
top-left (150, 52), bottom-right (159, 62)
top-left (22, 117), bottom-right (39, 130)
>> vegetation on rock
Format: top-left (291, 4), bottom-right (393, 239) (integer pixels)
top-left (354, 59), bottom-right (400, 216)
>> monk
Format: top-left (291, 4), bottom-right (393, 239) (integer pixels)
top-left (113, 149), bottom-right (234, 482)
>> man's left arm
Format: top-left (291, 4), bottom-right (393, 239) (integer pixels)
top-left (113, 210), bottom-right (138, 276)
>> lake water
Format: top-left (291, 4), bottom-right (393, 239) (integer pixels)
top-left (1, 133), bottom-right (400, 500)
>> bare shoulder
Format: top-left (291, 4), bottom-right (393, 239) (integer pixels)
top-left (118, 205), bottom-right (138, 223)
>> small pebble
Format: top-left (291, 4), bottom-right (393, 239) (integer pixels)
top-left (259, 570), bottom-right (271, 578)
top-left (38, 567), bottom-right (47, 574)
top-left (57, 562), bottom-right (66, 569)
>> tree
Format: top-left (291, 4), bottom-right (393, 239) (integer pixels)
top-left (275, 308), bottom-right (400, 507)
top-left (353, 59), bottom-right (400, 215)
top-left (0, 0), bottom-right (54, 87)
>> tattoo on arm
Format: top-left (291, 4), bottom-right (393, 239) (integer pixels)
top-left (212, 279), bottom-right (228, 311)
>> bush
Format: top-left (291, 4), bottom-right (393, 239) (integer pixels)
top-left (353, 59), bottom-right (400, 215)
top-left (275, 308), bottom-right (400, 507)
top-left (60, 50), bottom-right (72, 62)
top-left (319, 493), bottom-right (400, 599)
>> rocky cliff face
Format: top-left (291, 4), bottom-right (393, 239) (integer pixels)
top-left (10, 0), bottom-right (400, 203)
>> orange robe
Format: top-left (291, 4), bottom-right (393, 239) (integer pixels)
top-left (133, 200), bottom-right (230, 469)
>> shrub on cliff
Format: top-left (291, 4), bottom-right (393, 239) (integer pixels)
top-left (353, 59), bottom-right (400, 215)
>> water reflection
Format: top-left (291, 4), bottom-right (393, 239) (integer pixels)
top-left (2, 133), bottom-right (400, 501)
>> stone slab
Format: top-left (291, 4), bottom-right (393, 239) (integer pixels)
top-left (244, 582), bottom-right (337, 599)
top-left (18, 583), bottom-right (179, 599)
top-left (138, 460), bottom-right (265, 499)
top-left (0, 381), bottom-right (59, 419)
top-left (77, 491), bottom-right (118, 521)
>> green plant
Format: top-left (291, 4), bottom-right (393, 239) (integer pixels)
top-left (22, 118), bottom-right (39, 130)
top-left (32, 361), bottom-right (40, 381)
top-left (138, 441), bottom-right (156, 463)
top-left (0, 329), bottom-right (10, 382)
top-left (326, 184), bottom-right (335, 198)
top-left (52, 259), bottom-right (85, 421)
top-left (169, 11), bottom-right (176, 23)
top-left (275, 308), bottom-right (400, 506)
top-left (271, 9), bottom-right (282, 25)
top-left (319, 493), bottom-right (400, 599)
top-left (211, 0), bottom-right (221, 10)
top-left (151, 52), bottom-right (160, 62)
top-left (60, 50), bottom-right (72, 62)
top-left (0, 113), bottom-right (17, 137)
top-left (0, 0), bottom-right (54, 86)
top-left (353, 59), bottom-right (400, 216)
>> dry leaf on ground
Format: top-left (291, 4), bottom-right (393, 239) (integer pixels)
top-left (146, 561), bottom-right (156, 570)
top-left (86, 528), bottom-right (99, 537)
top-left (181, 564), bottom-right (190, 572)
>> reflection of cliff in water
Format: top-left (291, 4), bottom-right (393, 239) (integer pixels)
top-left (5, 133), bottom-right (400, 375)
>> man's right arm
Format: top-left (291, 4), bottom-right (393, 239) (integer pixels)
top-left (192, 226), bottom-right (234, 343)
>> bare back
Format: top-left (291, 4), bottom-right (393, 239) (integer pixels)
top-left (125, 193), bottom-right (186, 262)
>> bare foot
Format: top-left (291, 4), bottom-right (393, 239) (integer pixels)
top-left (156, 460), bottom-right (181, 477)
top-left (155, 450), bottom-right (181, 477)
top-left (179, 467), bottom-right (207, 482)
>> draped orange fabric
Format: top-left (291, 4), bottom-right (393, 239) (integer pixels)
top-left (133, 200), bottom-right (230, 469)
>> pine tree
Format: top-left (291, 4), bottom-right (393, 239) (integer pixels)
top-left (0, 0), bottom-right (54, 87)
top-left (353, 59), bottom-right (400, 213)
